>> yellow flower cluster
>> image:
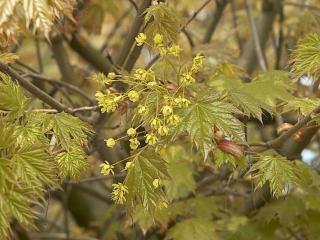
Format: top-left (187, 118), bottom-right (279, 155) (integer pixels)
top-left (135, 33), bottom-right (147, 46)
top-left (178, 54), bottom-right (206, 86)
top-left (111, 183), bottom-right (128, 204)
top-left (105, 138), bottom-right (116, 147)
top-left (96, 90), bottom-right (123, 113)
top-left (91, 72), bottom-right (116, 85)
top-left (100, 161), bottom-right (114, 176)
top-left (134, 68), bottom-right (156, 83)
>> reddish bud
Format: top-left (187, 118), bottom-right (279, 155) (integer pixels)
top-left (166, 83), bottom-right (178, 92)
top-left (118, 102), bottom-right (129, 115)
top-left (277, 123), bottom-right (293, 135)
top-left (292, 130), bottom-right (304, 142)
top-left (218, 140), bottom-right (243, 159)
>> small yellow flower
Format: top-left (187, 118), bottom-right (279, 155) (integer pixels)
top-left (158, 125), bottom-right (169, 136)
top-left (111, 183), bottom-right (128, 204)
top-left (147, 81), bottom-right (157, 88)
top-left (153, 178), bottom-right (161, 189)
top-left (162, 105), bottom-right (173, 116)
top-left (146, 69), bottom-right (156, 82)
top-left (168, 44), bottom-right (181, 56)
top-left (167, 114), bottom-right (181, 125)
top-left (174, 96), bottom-right (191, 108)
top-left (191, 54), bottom-right (206, 73)
top-left (129, 138), bottom-right (140, 150)
top-left (180, 73), bottom-right (195, 86)
top-left (134, 68), bottom-right (147, 81)
top-left (128, 90), bottom-right (140, 102)
top-left (158, 46), bottom-right (167, 56)
top-left (137, 105), bottom-right (149, 115)
top-left (160, 200), bottom-right (168, 209)
top-left (105, 138), bottom-right (116, 148)
top-left (145, 133), bottom-right (158, 145)
top-left (135, 33), bottom-right (147, 46)
top-left (107, 72), bottom-right (116, 79)
top-left (92, 73), bottom-right (107, 85)
top-left (150, 117), bottom-right (162, 129)
top-left (127, 128), bottom-right (136, 137)
top-left (154, 33), bottom-right (164, 45)
top-left (125, 161), bottom-right (134, 171)
top-left (99, 161), bottom-right (114, 176)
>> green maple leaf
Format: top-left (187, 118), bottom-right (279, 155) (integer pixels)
top-left (165, 218), bottom-right (217, 240)
top-left (250, 153), bottom-right (301, 197)
top-left (11, 144), bottom-right (57, 188)
top-left (125, 150), bottom-right (169, 212)
top-left (161, 145), bottom-right (196, 200)
top-left (43, 112), bottom-right (93, 150)
top-left (0, 73), bottom-right (29, 117)
top-left (173, 95), bottom-right (244, 158)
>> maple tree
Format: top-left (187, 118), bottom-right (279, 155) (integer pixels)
top-left (1, 0), bottom-right (320, 239)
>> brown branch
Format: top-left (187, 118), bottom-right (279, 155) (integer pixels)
top-left (115, 0), bottom-right (152, 68)
top-left (127, 0), bottom-right (138, 11)
top-left (267, 106), bottom-right (320, 150)
top-left (284, 1), bottom-right (320, 11)
top-left (181, 0), bottom-right (212, 31)
top-left (146, 0), bottom-right (212, 69)
top-left (69, 34), bottom-right (113, 74)
top-left (0, 62), bottom-right (71, 113)
top-left (24, 71), bottom-right (93, 104)
top-left (202, 0), bottom-right (230, 44)
top-left (51, 36), bottom-right (77, 84)
top-left (244, 0), bottom-right (268, 72)
top-left (239, 0), bottom-right (280, 74)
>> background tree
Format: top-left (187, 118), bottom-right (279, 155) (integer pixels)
top-left (1, 0), bottom-right (320, 239)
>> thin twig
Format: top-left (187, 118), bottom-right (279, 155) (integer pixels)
top-left (244, 0), bottom-right (268, 72)
top-left (25, 71), bottom-right (93, 104)
top-left (127, 0), bottom-right (138, 11)
top-left (181, 0), bottom-right (212, 31)
top-left (0, 63), bottom-right (71, 113)
top-left (35, 37), bottom-right (43, 73)
top-left (67, 174), bottom-right (125, 185)
top-left (146, 0), bottom-right (212, 69)
top-left (284, 1), bottom-right (320, 11)
top-left (202, 0), bottom-right (230, 44)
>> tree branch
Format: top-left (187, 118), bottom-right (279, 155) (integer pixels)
top-left (0, 63), bottom-right (71, 113)
top-left (115, 0), bottom-right (152, 68)
top-left (146, 0), bottom-right (212, 69)
top-left (244, 0), bottom-right (268, 72)
top-left (202, 0), bottom-right (230, 44)
top-left (239, 0), bottom-right (280, 74)
top-left (69, 34), bottom-right (113, 74)
top-left (51, 36), bottom-right (77, 84)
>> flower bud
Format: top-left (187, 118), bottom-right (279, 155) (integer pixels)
top-left (218, 140), bottom-right (243, 159)
top-left (162, 105), bottom-right (173, 116)
top-left (105, 138), bottom-right (116, 148)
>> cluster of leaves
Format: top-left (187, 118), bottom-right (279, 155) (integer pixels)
top-left (94, 16), bottom-right (312, 221)
top-left (0, 0), bottom-right (76, 48)
top-left (0, 74), bottom-right (92, 238)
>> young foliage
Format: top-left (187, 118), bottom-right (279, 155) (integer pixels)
top-left (250, 154), bottom-right (301, 197)
top-left (161, 145), bottom-right (196, 200)
top-left (0, 73), bottom-right (30, 117)
top-left (173, 95), bottom-right (244, 158)
top-left (165, 218), bottom-right (217, 240)
top-left (214, 148), bottom-right (247, 170)
top-left (290, 33), bottom-right (320, 81)
top-left (0, 0), bottom-right (76, 47)
top-left (0, 74), bottom-right (92, 238)
top-left (125, 150), bottom-right (169, 212)
top-left (209, 64), bottom-right (292, 121)
top-left (144, 2), bottom-right (181, 44)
